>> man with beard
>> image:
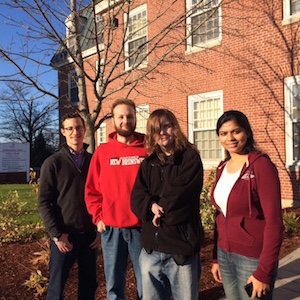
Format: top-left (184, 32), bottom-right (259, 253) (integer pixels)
top-left (85, 99), bottom-right (147, 300)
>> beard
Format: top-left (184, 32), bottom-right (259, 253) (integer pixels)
top-left (115, 123), bottom-right (136, 137)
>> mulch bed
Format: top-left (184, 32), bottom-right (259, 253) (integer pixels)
top-left (1, 207), bottom-right (300, 300)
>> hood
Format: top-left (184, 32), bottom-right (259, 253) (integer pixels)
top-left (108, 131), bottom-right (145, 147)
top-left (217, 151), bottom-right (269, 171)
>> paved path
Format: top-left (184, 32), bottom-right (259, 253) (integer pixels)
top-left (219, 247), bottom-right (300, 299)
top-left (273, 247), bottom-right (300, 299)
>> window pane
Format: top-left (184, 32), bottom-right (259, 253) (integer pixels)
top-left (127, 7), bottom-right (147, 68)
top-left (96, 15), bottom-right (104, 44)
top-left (69, 72), bottom-right (79, 104)
top-left (293, 83), bottom-right (300, 120)
top-left (192, 95), bottom-right (221, 160)
top-left (136, 105), bottom-right (149, 134)
top-left (129, 36), bottom-right (147, 67)
top-left (293, 122), bottom-right (300, 161)
top-left (291, 0), bottom-right (300, 15)
top-left (191, 5), bottom-right (219, 46)
top-left (97, 125), bottom-right (106, 145)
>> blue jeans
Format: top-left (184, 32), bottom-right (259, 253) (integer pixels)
top-left (101, 227), bottom-right (142, 300)
top-left (139, 249), bottom-right (201, 300)
top-left (46, 231), bottom-right (97, 300)
top-left (217, 248), bottom-right (277, 300)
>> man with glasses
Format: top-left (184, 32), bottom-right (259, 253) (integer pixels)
top-left (38, 112), bottom-right (100, 300)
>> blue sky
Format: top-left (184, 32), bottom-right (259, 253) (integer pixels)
top-left (0, 1), bottom-right (62, 94)
top-left (0, 2), bottom-right (65, 142)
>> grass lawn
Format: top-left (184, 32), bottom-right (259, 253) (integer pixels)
top-left (0, 183), bottom-right (41, 224)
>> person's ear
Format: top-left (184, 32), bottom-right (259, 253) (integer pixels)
top-left (61, 128), bottom-right (66, 137)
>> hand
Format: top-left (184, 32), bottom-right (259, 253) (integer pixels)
top-left (211, 263), bottom-right (222, 283)
top-left (97, 220), bottom-right (106, 233)
top-left (247, 275), bottom-right (270, 299)
top-left (55, 233), bottom-right (73, 253)
top-left (151, 203), bottom-right (164, 227)
top-left (90, 231), bottom-right (101, 249)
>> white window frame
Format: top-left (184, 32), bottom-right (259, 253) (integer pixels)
top-left (188, 90), bottom-right (223, 169)
top-left (282, 0), bottom-right (300, 25)
top-left (284, 76), bottom-right (300, 167)
top-left (124, 4), bottom-right (148, 70)
top-left (96, 123), bottom-right (107, 146)
top-left (186, 0), bottom-right (222, 54)
top-left (136, 104), bottom-right (149, 134)
top-left (68, 70), bottom-right (79, 105)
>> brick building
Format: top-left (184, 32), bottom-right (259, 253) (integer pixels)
top-left (51, 0), bottom-right (300, 207)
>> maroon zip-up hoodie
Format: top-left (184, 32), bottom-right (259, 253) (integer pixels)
top-left (211, 151), bottom-right (284, 284)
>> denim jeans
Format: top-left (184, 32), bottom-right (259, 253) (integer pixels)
top-left (139, 249), bottom-right (201, 300)
top-left (217, 248), bottom-right (277, 300)
top-left (46, 231), bottom-right (97, 300)
top-left (101, 227), bottom-right (142, 300)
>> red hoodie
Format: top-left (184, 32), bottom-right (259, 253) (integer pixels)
top-left (85, 132), bottom-right (147, 228)
top-left (211, 151), bottom-right (284, 284)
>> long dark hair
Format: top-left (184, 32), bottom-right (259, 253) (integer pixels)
top-left (216, 110), bottom-right (258, 157)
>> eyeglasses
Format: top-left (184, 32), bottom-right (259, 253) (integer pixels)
top-left (63, 125), bottom-right (85, 134)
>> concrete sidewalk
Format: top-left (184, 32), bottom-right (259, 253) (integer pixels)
top-left (219, 247), bottom-right (300, 299)
top-left (273, 247), bottom-right (300, 299)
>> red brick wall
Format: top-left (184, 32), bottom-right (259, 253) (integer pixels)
top-left (58, 0), bottom-right (300, 205)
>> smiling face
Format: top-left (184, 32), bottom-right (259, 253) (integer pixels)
top-left (218, 120), bottom-right (248, 155)
top-left (112, 104), bottom-right (136, 138)
top-left (157, 117), bottom-right (175, 155)
top-left (61, 116), bottom-right (86, 151)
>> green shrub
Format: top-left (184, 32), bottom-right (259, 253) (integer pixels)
top-left (283, 210), bottom-right (300, 234)
top-left (200, 169), bottom-right (216, 231)
top-left (0, 189), bottom-right (46, 244)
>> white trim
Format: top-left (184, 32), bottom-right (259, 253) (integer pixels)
top-left (95, 0), bottom-right (123, 14)
top-left (188, 90), bottom-right (223, 169)
top-left (284, 75), bottom-right (300, 167)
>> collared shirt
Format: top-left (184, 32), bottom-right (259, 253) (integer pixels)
top-left (68, 147), bottom-right (84, 168)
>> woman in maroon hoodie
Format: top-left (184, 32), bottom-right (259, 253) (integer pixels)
top-left (211, 110), bottom-right (284, 299)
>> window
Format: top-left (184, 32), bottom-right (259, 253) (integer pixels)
top-left (125, 5), bottom-right (148, 69)
top-left (68, 70), bottom-right (79, 104)
top-left (188, 91), bottom-right (222, 168)
top-left (186, 0), bottom-right (221, 52)
top-left (136, 104), bottom-right (149, 134)
top-left (66, 16), bottom-right (87, 49)
top-left (283, 0), bottom-right (300, 24)
top-left (95, 14), bottom-right (104, 44)
top-left (97, 123), bottom-right (106, 146)
top-left (284, 76), bottom-right (300, 166)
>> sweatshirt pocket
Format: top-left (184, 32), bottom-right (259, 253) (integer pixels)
top-left (219, 216), bottom-right (255, 246)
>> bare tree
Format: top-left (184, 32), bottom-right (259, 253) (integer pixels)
top-left (0, 82), bottom-right (58, 165)
top-left (0, 0), bottom-right (221, 152)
